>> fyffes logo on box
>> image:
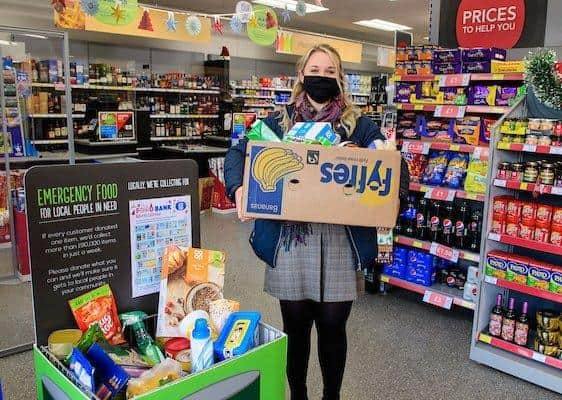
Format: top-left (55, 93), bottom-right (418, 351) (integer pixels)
top-left (252, 147), bottom-right (304, 192)
top-left (319, 159), bottom-right (395, 206)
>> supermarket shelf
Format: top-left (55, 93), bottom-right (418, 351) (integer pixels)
top-left (149, 114), bottom-right (219, 119)
top-left (394, 234), bottom-right (481, 263)
top-left (408, 182), bottom-right (486, 202)
top-left (272, 87), bottom-right (293, 92)
top-left (393, 75), bottom-right (437, 82)
top-left (380, 274), bottom-right (475, 310)
top-left (465, 105), bottom-right (511, 114)
top-left (488, 232), bottom-right (562, 256)
top-left (493, 179), bottom-right (562, 196)
top-left (28, 114), bottom-right (85, 118)
top-left (396, 103), bottom-right (437, 111)
top-left (401, 139), bottom-right (489, 157)
top-left (396, 103), bottom-right (510, 114)
top-left (31, 139), bottom-right (68, 145)
top-left (231, 85), bottom-right (293, 92)
top-left (232, 94), bottom-right (275, 99)
top-left (483, 275), bottom-right (562, 304)
top-left (478, 333), bottom-right (562, 370)
top-left (244, 103), bottom-right (275, 108)
top-left (470, 73), bottom-right (524, 81)
top-left (351, 92), bottom-right (370, 97)
top-left (31, 82), bottom-right (220, 94)
top-left (75, 139), bottom-right (137, 146)
top-left (274, 102), bottom-right (289, 105)
top-left (497, 142), bottom-right (562, 155)
top-left (353, 102), bottom-right (368, 106)
top-left (150, 136), bottom-right (199, 142)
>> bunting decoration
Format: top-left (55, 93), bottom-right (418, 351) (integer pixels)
top-left (213, 17), bottom-right (225, 35)
top-left (110, 3), bottom-right (126, 23)
top-left (295, 0), bottom-right (306, 16)
top-left (185, 15), bottom-right (202, 36)
top-left (230, 15), bottom-right (244, 34)
top-left (235, 1), bottom-right (253, 23)
top-left (165, 11), bottom-right (178, 31)
top-left (138, 8), bottom-right (153, 31)
top-left (80, 0), bottom-right (99, 16)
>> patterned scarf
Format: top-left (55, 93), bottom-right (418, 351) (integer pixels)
top-left (281, 93), bottom-right (346, 251)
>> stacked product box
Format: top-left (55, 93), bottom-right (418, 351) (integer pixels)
top-left (383, 246), bottom-right (436, 286)
top-left (395, 46), bottom-right (436, 76)
top-left (431, 48), bottom-right (506, 75)
top-left (485, 251), bottom-right (562, 294)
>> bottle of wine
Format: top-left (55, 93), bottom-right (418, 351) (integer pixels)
top-left (488, 294), bottom-right (503, 337)
top-left (514, 301), bottom-right (529, 346)
top-left (501, 297), bottom-right (516, 342)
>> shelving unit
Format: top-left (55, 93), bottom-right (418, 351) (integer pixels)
top-left (28, 114), bottom-right (85, 119)
top-left (408, 182), bottom-right (486, 203)
top-left (394, 234), bottom-right (480, 263)
top-left (31, 82), bottom-right (220, 95)
top-left (469, 97), bottom-right (562, 393)
top-left (148, 114), bottom-right (219, 119)
top-left (396, 103), bottom-right (511, 114)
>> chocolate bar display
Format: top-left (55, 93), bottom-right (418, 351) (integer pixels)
top-left (432, 62), bottom-right (462, 75)
top-left (462, 48), bottom-right (506, 62)
top-left (462, 61), bottom-right (492, 74)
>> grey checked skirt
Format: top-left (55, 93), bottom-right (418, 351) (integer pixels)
top-left (264, 223), bottom-right (356, 302)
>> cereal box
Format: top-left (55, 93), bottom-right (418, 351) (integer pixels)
top-left (527, 261), bottom-right (552, 291)
top-left (485, 251), bottom-right (509, 279)
top-left (506, 255), bottom-right (529, 285)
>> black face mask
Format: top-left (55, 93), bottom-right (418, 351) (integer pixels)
top-left (302, 75), bottom-right (340, 103)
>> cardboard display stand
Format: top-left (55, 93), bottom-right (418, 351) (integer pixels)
top-left (28, 161), bottom-right (287, 400)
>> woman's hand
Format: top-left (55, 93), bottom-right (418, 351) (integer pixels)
top-left (235, 186), bottom-right (253, 222)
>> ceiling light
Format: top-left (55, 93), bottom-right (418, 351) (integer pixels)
top-left (252, 0), bottom-right (329, 13)
top-left (22, 33), bottom-right (48, 40)
top-left (353, 19), bottom-right (412, 31)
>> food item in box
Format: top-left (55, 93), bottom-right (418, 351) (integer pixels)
top-left (527, 261), bottom-right (552, 290)
top-left (506, 198), bottom-right (522, 221)
top-left (402, 153), bottom-right (428, 183)
top-left (422, 151), bottom-right (450, 186)
top-left (492, 196), bottom-right (509, 217)
top-left (491, 60), bottom-right (525, 73)
top-left (87, 343), bottom-right (129, 399)
top-left (462, 48), bottom-right (506, 62)
top-left (485, 251), bottom-right (509, 278)
top-left (421, 117), bottom-right (452, 141)
top-left (505, 221), bottom-right (520, 237)
top-left (405, 62), bottom-right (418, 75)
top-left (453, 117), bottom-right (480, 145)
top-left (68, 348), bottom-right (95, 392)
top-left (506, 255), bottom-right (529, 284)
top-left (246, 120), bottom-right (281, 142)
top-left (164, 337), bottom-right (191, 372)
top-left (432, 62), bottom-right (461, 75)
top-left (468, 85), bottom-right (497, 106)
top-left (441, 87), bottom-right (467, 105)
top-left (535, 223), bottom-right (550, 243)
top-left (433, 49), bottom-right (461, 63)
top-left (464, 157), bottom-right (488, 194)
top-left (463, 61), bottom-right (492, 73)
top-left (395, 83), bottom-right (415, 103)
top-left (521, 202), bottom-right (537, 225)
top-left (549, 268), bottom-right (562, 294)
top-left (72, 323), bottom-right (108, 355)
top-left (209, 299), bottom-right (240, 332)
top-left (443, 153), bottom-right (469, 189)
top-left (48, 329), bottom-right (82, 359)
top-left (96, 343), bottom-right (150, 373)
top-left (397, 113), bottom-right (420, 139)
top-left (157, 246), bottom-right (225, 338)
top-left (120, 311), bottom-right (165, 366)
top-left (519, 223), bottom-right (535, 241)
top-left (284, 122), bottom-right (340, 146)
top-left (127, 358), bottom-right (182, 398)
top-left (495, 86), bottom-right (525, 107)
top-left (178, 310), bottom-right (218, 340)
top-left (214, 311), bottom-right (261, 362)
top-left (536, 204), bottom-right (553, 225)
top-left (416, 81), bottom-right (442, 103)
top-left (480, 118), bottom-right (497, 145)
top-left (395, 62), bottom-right (408, 76)
top-left (536, 309), bottom-right (560, 332)
top-left (416, 62), bottom-right (432, 75)
top-left (69, 284), bottom-right (124, 345)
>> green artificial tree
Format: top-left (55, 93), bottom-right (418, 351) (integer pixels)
top-left (525, 49), bottom-right (562, 110)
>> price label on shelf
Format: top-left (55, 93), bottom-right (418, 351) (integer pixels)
top-left (550, 146), bottom-right (562, 155)
top-left (54, 82), bottom-right (65, 91)
top-left (424, 187), bottom-right (456, 202)
top-left (484, 275), bottom-right (498, 285)
top-left (531, 352), bottom-right (547, 363)
top-left (439, 74), bottom-right (470, 87)
top-left (473, 146), bottom-right (489, 160)
top-left (414, 104), bottom-right (425, 111)
top-left (491, 74), bottom-right (504, 81)
top-left (430, 242), bottom-right (460, 263)
top-left (551, 186), bottom-right (562, 196)
top-left (488, 232), bottom-right (501, 242)
top-left (423, 290), bottom-right (453, 310)
top-left (434, 105), bottom-right (466, 118)
top-left (401, 141), bottom-right (431, 155)
top-left (522, 144), bottom-right (537, 152)
top-left (493, 179), bottom-right (507, 188)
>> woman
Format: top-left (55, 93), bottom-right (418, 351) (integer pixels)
top-left (225, 44), bottom-right (408, 400)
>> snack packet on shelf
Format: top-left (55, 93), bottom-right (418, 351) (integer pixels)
top-left (422, 151), bottom-right (450, 186)
top-left (464, 157), bottom-right (488, 194)
top-left (126, 358), bottom-right (183, 398)
top-left (402, 153), bottom-right (428, 183)
top-left (443, 153), bottom-right (470, 189)
top-left (246, 120), bottom-right (281, 142)
top-left (69, 284), bottom-right (124, 345)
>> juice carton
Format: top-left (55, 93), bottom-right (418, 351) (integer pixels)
top-left (549, 268), bottom-right (562, 294)
top-left (485, 251), bottom-right (509, 279)
top-left (527, 260), bottom-right (552, 291)
top-left (506, 254), bottom-right (529, 285)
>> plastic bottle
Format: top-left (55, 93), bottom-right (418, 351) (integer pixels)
top-left (429, 201), bottom-right (442, 242)
top-left (404, 195), bottom-right (417, 238)
top-left (468, 207), bottom-right (483, 252)
top-left (190, 318), bottom-right (214, 373)
top-left (454, 201), bottom-right (469, 249)
top-left (416, 197), bottom-right (429, 240)
top-left (441, 202), bottom-right (454, 246)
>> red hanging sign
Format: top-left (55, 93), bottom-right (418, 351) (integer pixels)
top-left (456, 0), bottom-right (525, 48)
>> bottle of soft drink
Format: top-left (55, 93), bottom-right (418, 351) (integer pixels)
top-left (454, 201), bottom-right (469, 249)
top-left (441, 202), bottom-right (454, 246)
top-left (404, 195), bottom-right (417, 238)
top-left (429, 201), bottom-right (442, 242)
top-left (468, 207), bottom-right (483, 252)
top-left (416, 197), bottom-right (429, 240)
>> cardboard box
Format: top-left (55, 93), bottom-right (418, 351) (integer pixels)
top-left (198, 177), bottom-right (215, 214)
top-left (241, 142), bottom-right (401, 227)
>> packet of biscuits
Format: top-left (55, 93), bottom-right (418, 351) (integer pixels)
top-left (156, 245), bottom-right (225, 338)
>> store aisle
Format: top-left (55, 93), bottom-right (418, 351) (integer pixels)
top-left (0, 213), bottom-right (558, 399)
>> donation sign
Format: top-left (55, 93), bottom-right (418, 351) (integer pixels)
top-left (26, 161), bottom-right (200, 344)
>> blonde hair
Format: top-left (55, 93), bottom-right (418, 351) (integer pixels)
top-left (279, 44), bottom-right (361, 136)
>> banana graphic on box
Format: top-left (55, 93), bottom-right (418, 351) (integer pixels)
top-left (252, 147), bottom-right (304, 192)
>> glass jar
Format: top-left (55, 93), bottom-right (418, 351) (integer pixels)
top-left (540, 163), bottom-right (555, 185)
top-left (554, 164), bottom-right (562, 187)
top-left (512, 135), bottom-right (525, 144)
top-left (510, 163), bottom-right (523, 182)
top-left (497, 162), bottom-right (511, 180)
top-left (500, 134), bottom-right (512, 143)
top-left (538, 135), bottom-right (552, 146)
top-left (523, 162), bottom-right (539, 183)
top-left (554, 120), bottom-right (562, 135)
top-left (540, 119), bottom-right (556, 132)
top-left (525, 134), bottom-right (538, 145)
top-left (528, 118), bottom-right (542, 131)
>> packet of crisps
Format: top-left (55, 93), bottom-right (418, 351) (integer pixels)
top-left (246, 120), bottom-right (281, 142)
top-left (69, 284), bottom-right (125, 345)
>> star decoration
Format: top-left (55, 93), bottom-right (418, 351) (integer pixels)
top-left (295, 0), bottom-right (306, 16)
top-left (213, 17), bottom-right (225, 35)
top-left (80, 0), bottom-right (99, 16)
top-left (111, 3), bottom-right (125, 23)
top-left (230, 15), bottom-right (243, 34)
top-left (165, 11), bottom-right (178, 31)
top-left (281, 6), bottom-right (292, 24)
top-left (248, 13), bottom-right (258, 28)
top-left (185, 15), bottom-right (202, 36)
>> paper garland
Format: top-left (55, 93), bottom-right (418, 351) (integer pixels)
top-left (230, 15), bottom-right (244, 34)
top-left (281, 7), bottom-right (292, 24)
top-left (235, 1), bottom-right (253, 23)
top-left (79, 0), bottom-right (98, 15)
top-left (166, 11), bottom-right (178, 31)
top-left (213, 17), bottom-right (225, 35)
top-left (51, 0), bottom-right (66, 13)
top-left (110, 3), bottom-right (125, 23)
top-left (138, 8), bottom-right (153, 31)
top-left (295, 0), bottom-right (306, 16)
top-left (185, 15), bottom-right (202, 36)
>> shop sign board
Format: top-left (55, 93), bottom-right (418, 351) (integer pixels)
top-left (275, 30), bottom-right (363, 64)
top-left (26, 160), bottom-right (201, 345)
top-left (434, 0), bottom-right (548, 48)
top-left (241, 142), bottom-right (401, 227)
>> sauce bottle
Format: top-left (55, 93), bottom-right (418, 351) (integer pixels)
top-left (501, 297), bottom-right (516, 342)
top-left (489, 294), bottom-right (503, 337)
top-left (514, 301), bottom-right (529, 346)
top-left (190, 318), bottom-right (214, 373)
